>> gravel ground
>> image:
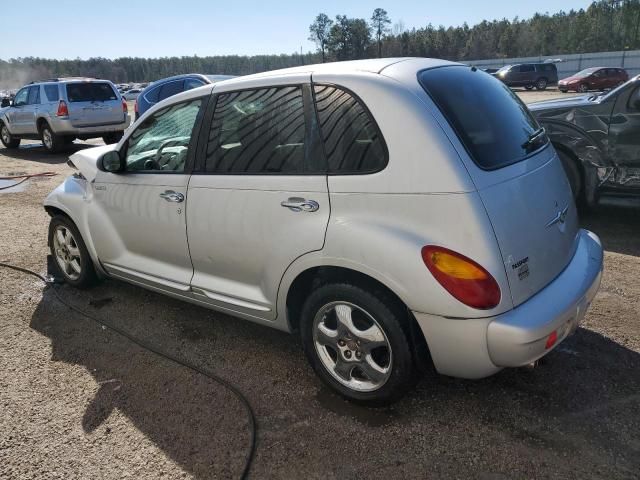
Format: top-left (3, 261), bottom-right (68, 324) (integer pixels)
top-left (1, 91), bottom-right (639, 479)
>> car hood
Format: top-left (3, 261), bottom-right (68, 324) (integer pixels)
top-left (68, 144), bottom-right (117, 182)
top-left (558, 75), bottom-right (582, 84)
top-left (527, 94), bottom-right (594, 111)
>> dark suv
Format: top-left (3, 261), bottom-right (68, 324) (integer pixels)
top-left (493, 63), bottom-right (558, 90)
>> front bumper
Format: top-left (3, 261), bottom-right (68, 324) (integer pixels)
top-left (414, 229), bottom-right (603, 379)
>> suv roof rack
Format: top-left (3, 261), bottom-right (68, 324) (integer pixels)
top-left (29, 77), bottom-right (98, 84)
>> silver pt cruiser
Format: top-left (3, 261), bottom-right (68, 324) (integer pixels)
top-left (44, 58), bottom-right (603, 405)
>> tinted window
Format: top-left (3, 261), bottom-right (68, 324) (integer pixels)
top-left (185, 78), bottom-right (205, 90)
top-left (13, 88), bottom-right (28, 106)
top-left (145, 86), bottom-right (161, 103)
top-left (66, 82), bottom-right (117, 102)
top-left (125, 98), bottom-right (202, 172)
top-left (519, 65), bottom-right (535, 73)
top-left (205, 86), bottom-right (306, 174)
top-left (628, 87), bottom-right (640, 111)
top-left (27, 86), bottom-right (40, 105)
top-left (420, 66), bottom-right (547, 170)
top-left (158, 80), bottom-right (184, 101)
top-left (314, 85), bottom-right (387, 173)
top-left (44, 84), bottom-right (59, 102)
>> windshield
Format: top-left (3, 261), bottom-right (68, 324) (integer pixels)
top-left (573, 68), bottom-right (599, 78)
top-left (66, 82), bottom-right (118, 102)
top-left (497, 65), bottom-right (511, 73)
top-left (419, 66), bottom-right (547, 170)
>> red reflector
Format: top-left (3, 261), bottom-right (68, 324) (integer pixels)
top-left (421, 246), bottom-right (501, 309)
top-left (545, 330), bottom-right (558, 349)
top-left (56, 100), bottom-right (69, 117)
top-left (122, 98), bottom-right (128, 113)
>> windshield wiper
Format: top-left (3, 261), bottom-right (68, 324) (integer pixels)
top-left (521, 127), bottom-right (546, 150)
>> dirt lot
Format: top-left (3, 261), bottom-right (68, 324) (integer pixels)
top-left (1, 91), bottom-right (639, 479)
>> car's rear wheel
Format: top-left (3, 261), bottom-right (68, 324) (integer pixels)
top-left (0, 123), bottom-right (20, 148)
top-left (557, 149), bottom-right (582, 202)
top-left (102, 132), bottom-right (123, 145)
top-left (578, 83), bottom-right (589, 93)
top-left (40, 123), bottom-right (64, 153)
top-left (300, 282), bottom-right (416, 406)
top-left (535, 78), bottom-right (548, 90)
top-left (48, 215), bottom-right (98, 288)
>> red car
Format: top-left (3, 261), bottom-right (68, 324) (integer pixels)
top-left (558, 67), bottom-right (629, 93)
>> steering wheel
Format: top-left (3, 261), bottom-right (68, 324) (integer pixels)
top-left (153, 138), bottom-right (184, 169)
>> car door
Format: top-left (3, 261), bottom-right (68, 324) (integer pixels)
top-left (7, 87), bottom-right (30, 134)
top-left (186, 74), bottom-right (330, 319)
top-left (88, 92), bottom-right (209, 292)
top-left (608, 83), bottom-right (640, 171)
top-left (23, 85), bottom-right (41, 135)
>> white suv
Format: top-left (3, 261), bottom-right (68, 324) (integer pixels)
top-left (0, 78), bottom-right (130, 152)
top-left (44, 59), bottom-right (602, 405)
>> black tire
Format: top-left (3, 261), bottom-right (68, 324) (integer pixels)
top-left (535, 77), bottom-right (548, 91)
top-left (525, 85), bottom-right (534, 91)
top-left (0, 122), bottom-right (20, 148)
top-left (48, 215), bottom-right (99, 288)
top-left (102, 132), bottom-right (124, 144)
top-left (557, 148), bottom-right (582, 202)
top-left (578, 83), bottom-right (589, 93)
top-left (40, 122), bottom-right (64, 153)
top-left (300, 282), bottom-right (416, 406)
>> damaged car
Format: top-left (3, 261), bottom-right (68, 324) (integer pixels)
top-left (529, 74), bottom-right (640, 207)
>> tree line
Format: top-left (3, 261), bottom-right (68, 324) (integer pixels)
top-left (1, 0), bottom-right (639, 89)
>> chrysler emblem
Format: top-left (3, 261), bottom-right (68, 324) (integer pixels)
top-left (546, 204), bottom-right (569, 228)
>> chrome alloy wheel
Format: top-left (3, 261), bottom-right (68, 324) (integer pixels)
top-left (313, 301), bottom-right (392, 392)
top-left (53, 225), bottom-right (82, 280)
top-left (1, 125), bottom-right (10, 144)
top-left (42, 128), bottom-right (53, 150)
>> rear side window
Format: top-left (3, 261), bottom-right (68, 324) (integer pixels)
top-left (205, 86), bottom-right (306, 174)
top-left (44, 84), bottom-right (59, 102)
top-left (313, 85), bottom-right (387, 173)
top-left (144, 86), bottom-right (161, 103)
top-left (420, 66), bottom-right (547, 170)
top-left (158, 81), bottom-right (184, 101)
top-left (66, 82), bottom-right (117, 102)
top-left (27, 86), bottom-right (40, 105)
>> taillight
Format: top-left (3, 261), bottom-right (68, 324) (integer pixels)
top-left (421, 246), bottom-right (501, 309)
top-left (56, 100), bottom-right (69, 117)
top-left (122, 98), bottom-right (128, 113)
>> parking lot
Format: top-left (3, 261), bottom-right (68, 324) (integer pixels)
top-left (1, 91), bottom-right (639, 479)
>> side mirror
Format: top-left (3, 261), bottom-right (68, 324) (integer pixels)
top-left (1, 98), bottom-right (11, 108)
top-left (98, 150), bottom-right (124, 173)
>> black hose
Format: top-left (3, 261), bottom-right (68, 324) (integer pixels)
top-left (0, 261), bottom-right (256, 479)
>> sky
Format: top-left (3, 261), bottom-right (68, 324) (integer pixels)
top-left (0, 0), bottom-right (593, 60)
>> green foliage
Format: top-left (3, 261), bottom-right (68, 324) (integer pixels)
top-left (1, 0), bottom-right (639, 88)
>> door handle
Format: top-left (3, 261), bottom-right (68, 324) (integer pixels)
top-left (280, 197), bottom-right (319, 212)
top-left (159, 190), bottom-right (184, 203)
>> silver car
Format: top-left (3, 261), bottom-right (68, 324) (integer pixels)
top-left (44, 59), bottom-right (603, 405)
top-left (0, 78), bottom-right (130, 153)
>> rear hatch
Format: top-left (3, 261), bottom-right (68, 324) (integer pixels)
top-left (65, 81), bottom-right (124, 127)
top-left (420, 66), bottom-right (579, 307)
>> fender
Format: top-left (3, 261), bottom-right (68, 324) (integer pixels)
top-left (44, 175), bottom-right (107, 276)
top-left (539, 118), bottom-right (611, 205)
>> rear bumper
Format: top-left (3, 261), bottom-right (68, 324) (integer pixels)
top-left (49, 115), bottom-right (131, 136)
top-left (414, 229), bottom-right (603, 379)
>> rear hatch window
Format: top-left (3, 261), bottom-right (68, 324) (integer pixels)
top-left (419, 66), bottom-right (548, 170)
top-left (66, 82), bottom-right (118, 103)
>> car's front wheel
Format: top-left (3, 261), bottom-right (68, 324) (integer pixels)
top-left (48, 215), bottom-right (98, 288)
top-left (0, 123), bottom-right (20, 148)
top-left (300, 282), bottom-right (416, 406)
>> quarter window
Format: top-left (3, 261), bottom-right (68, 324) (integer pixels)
top-left (185, 78), bottom-right (205, 90)
top-left (125, 98), bottom-right (202, 172)
top-left (205, 86), bottom-right (307, 174)
top-left (44, 84), bottom-right (59, 102)
top-left (313, 85), bottom-right (387, 173)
